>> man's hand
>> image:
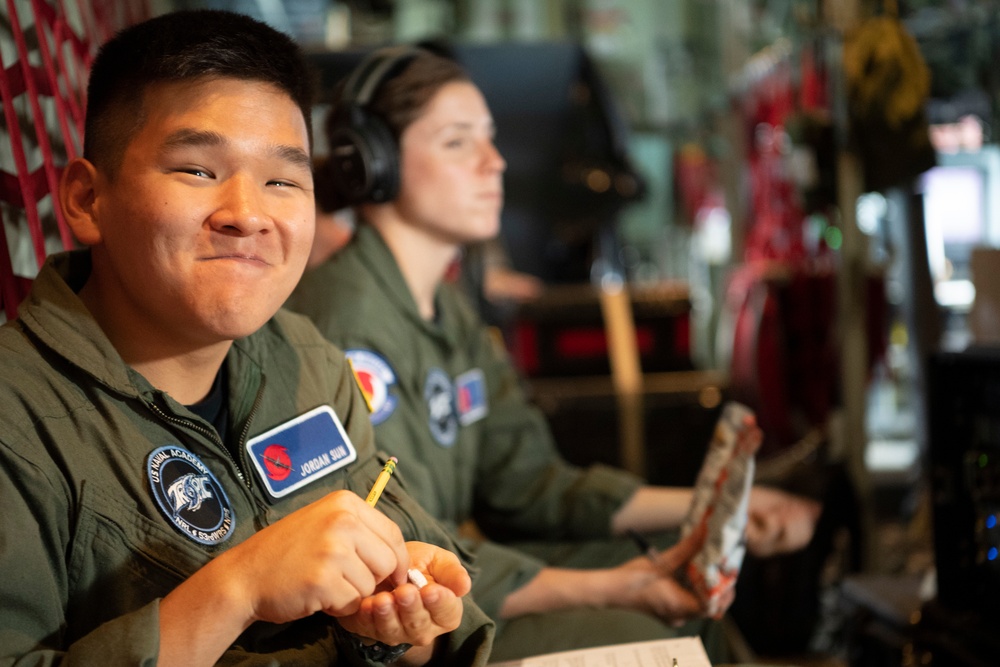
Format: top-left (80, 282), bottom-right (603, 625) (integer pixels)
top-left (746, 486), bottom-right (823, 557)
top-left (338, 541), bottom-right (469, 651)
top-left (221, 490), bottom-right (412, 624)
top-left (159, 489), bottom-right (417, 667)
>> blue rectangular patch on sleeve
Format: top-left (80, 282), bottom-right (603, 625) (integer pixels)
top-left (245, 405), bottom-right (357, 499)
top-left (456, 368), bottom-right (488, 426)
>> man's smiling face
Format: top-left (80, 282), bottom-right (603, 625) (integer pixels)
top-left (86, 77), bottom-right (316, 348)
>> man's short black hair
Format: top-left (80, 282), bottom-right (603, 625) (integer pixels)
top-left (84, 9), bottom-right (314, 175)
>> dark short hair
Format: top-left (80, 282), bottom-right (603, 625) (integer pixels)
top-left (84, 10), bottom-right (314, 175)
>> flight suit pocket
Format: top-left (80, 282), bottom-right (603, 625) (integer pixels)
top-left (65, 482), bottom-right (210, 642)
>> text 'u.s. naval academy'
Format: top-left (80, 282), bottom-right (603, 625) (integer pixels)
top-left (147, 446), bottom-right (235, 545)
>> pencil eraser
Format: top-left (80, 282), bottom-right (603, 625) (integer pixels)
top-left (407, 568), bottom-right (428, 588)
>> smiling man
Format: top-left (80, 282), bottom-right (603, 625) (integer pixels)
top-left (0, 10), bottom-right (493, 666)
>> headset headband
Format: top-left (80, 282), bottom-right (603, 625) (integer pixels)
top-left (341, 45), bottom-right (423, 110)
top-left (324, 45), bottom-right (429, 207)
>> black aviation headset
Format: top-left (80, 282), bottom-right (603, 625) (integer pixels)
top-left (324, 45), bottom-right (424, 207)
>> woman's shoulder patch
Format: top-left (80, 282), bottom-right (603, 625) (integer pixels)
top-left (345, 349), bottom-right (398, 425)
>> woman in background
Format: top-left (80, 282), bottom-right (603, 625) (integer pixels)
top-left (288, 46), bottom-right (820, 662)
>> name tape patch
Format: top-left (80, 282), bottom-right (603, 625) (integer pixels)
top-left (245, 405), bottom-right (357, 499)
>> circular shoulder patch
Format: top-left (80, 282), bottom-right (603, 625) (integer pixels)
top-left (346, 349), bottom-right (398, 426)
top-left (147, 446), bottom-right (235, 546)
top-left (424, 368), bottom-right (458, 447)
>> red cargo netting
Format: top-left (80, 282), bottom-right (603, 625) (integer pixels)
top-left (0, 0), bottom-right (149, 320)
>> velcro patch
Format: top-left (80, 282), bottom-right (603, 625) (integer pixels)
top-left (147, 446), bottom-right (235, 545)
top-left (245, 405), bottom-right (357, 499)
top-left (456, 368), bottom-right (488, 425)
top-left (346, 349), bottom-right (398, 426)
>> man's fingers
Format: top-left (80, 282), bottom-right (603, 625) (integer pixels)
top-left (328, 491), bottom-right (411, 585)
top-left (405, 542), bottom-right (473, 597)
top-left (323, 594), bottom-right (363, 618)
top-left (417, 586), bottom-right (463, 637)
top-left (424, 560), bottom-right (471, 597)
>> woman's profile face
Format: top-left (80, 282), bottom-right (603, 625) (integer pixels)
top-left (394, 80), bottom-right (506, 247)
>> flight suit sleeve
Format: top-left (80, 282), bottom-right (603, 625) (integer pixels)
top-left (463, 538), bottom-right (545, 622)
top-left (0, 437), bottom-right (367, 667)
top-left (469, 326), bottom-right (645, 542)
top-left (0, 435), bottom-right (162, 666)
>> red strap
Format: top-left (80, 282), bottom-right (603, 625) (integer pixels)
top-left (4, 0), bottom-right (75, 251)
top-left (0, 48), bottom-right (50, 268)
top-left (0, 0), bottom-right (156, 318)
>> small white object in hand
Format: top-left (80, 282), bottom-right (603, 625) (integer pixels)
top-left (407, 568), bottom-right (428, 588)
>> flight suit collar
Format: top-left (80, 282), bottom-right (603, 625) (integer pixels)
top-left (353, 224), bottom-right (459, 349)
top-left (17, 250), bottom-right (143, 398)
top-left (17, 249), bottom-right (265, 427)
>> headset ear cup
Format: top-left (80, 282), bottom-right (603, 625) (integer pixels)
top-left (326, 111), bottom-right (400, 206)
top-left (361, 115), bottom-right (400, 203)
top-left (325, 45), bottom-right (421, 206)
top-left (326, 124), bottom-right (371, 206)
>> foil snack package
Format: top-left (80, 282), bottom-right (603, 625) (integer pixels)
top-left (681, 401), bottom-right (759, 617)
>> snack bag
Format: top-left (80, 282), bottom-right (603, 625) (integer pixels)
top-left (681, 401), bottom-right (760, 617)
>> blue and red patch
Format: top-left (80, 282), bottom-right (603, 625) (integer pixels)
top-left (456, 368), bottom-right (488, 425)
top-left (245, 406), bottom-right (357, 499)
top-left (346, 349), bottom-right (398, 426)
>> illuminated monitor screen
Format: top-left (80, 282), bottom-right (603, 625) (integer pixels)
top-left (923, 165), bottom-right (984, 246)
top-left (920, 149), bottom-right (1000, 290)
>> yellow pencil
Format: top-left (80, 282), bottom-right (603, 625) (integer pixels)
top-left (366, 456), bottom-right (398, 506)
top-left (364, 457), bottom-right (427, 589)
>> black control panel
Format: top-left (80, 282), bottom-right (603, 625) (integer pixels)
top-left (928, 348), bottom-right (1000, 618)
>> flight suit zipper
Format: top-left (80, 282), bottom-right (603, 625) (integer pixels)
top-left (146, 400), bottom-right (249, 487)
top-left (145, 376), bottom-right (268, 492)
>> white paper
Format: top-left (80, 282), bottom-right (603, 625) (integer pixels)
top-left (487, 636), bottom-right (711, 667)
